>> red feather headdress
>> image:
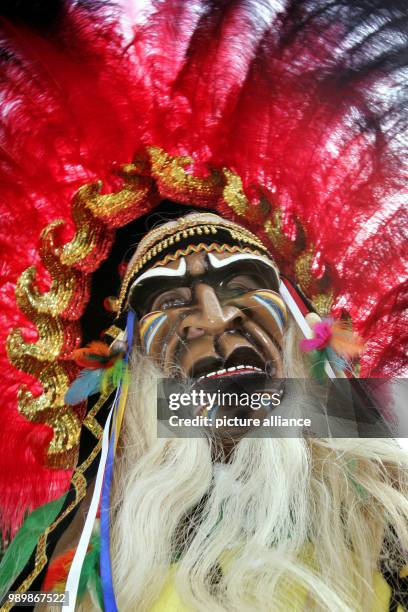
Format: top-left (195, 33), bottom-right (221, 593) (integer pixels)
top-left (0, 0), bottom-right (406, 537)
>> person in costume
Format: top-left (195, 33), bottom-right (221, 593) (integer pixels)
top-left (0, 1), bottom-right (407, 611)
top-left (3, 208), bottom-right (408, 611)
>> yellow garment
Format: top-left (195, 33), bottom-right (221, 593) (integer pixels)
top-left (150, 566), bottom-right (406, 612)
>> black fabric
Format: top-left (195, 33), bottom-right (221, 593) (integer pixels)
top-left (382, 566), bottom-right (408, 611)
top-left (6, 391), bottom-right (113, 609)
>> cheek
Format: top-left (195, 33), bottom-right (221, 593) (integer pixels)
top-left (243, 319), bottom-right (284, 376)
top-left (232, 290), bottom-right (288, 345)
top-left (138, 310), bottom-right (185, 369)
top-left (250, 291), bottom-right (287, 341)
top-left (138, 311), bottom-right (169, 356)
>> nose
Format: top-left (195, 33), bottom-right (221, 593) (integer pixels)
top-left (181, 283), bottom-right (243, 339)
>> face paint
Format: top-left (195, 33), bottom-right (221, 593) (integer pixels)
top-left (129, 258), bottom-right (187, 298)
top-left (207, 251), bottom-right (279, 283)
top-left (139, 311), bottom-right (168, 355)
top-left (250, 290), bottom-right (288, 335)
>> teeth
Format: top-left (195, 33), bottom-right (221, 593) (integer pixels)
top-left (196, 364), bottom-right (264, 379)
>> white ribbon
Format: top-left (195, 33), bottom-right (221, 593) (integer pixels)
top-left (279, 281), bottom-right (336, 379)
top-left (65, 406), bottom-right (113, 612)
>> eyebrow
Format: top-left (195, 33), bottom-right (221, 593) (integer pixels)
top-left (129, 258), bottom-right (187, 292)
top-left (207, 252), bottom-right (279, 276)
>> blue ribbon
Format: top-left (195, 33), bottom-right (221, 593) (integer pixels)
top-left (100, 310), bottom-right (135, 611)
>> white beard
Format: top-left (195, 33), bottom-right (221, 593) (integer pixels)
top-left (105, 328), bottom-right (408, 612)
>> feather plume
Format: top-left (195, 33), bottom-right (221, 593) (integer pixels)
top-left (101, 359), bottom-right (128, 395)
top-left (302, 318), bottom-right (363, 376)
top-left (42, 548), bottom-right (76, 592)
top-left (0, 494), bottom-right (66, 594)
top-left (0, 0), bottom-right (406, 534)
top-left (78, 533), bottom-right (103, 609)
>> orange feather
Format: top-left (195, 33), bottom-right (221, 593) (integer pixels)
top-left (330, 321), bottom-right (364, 359)
top-left (71, 341), bottom-right (114, 369)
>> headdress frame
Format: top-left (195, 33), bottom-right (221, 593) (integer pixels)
top-left (7, 145), bottom-right (334, 472)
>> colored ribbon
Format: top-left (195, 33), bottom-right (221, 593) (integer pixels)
top-left (65, 406), bottom-right (114, 612)
top-left (279, 279), bottom-right (336, 379)
top-left (100, 310), bottom-right (135, 611)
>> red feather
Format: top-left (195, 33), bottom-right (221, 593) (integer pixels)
top-left (0, 0), bottom-right (406, 536)
top-left (42, 547), bottom-right (76, 592)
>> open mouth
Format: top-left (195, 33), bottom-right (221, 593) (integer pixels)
top-left (181, 346), bottom-right (284, 424)
top-left (189, 347), bottom-right (267, 381)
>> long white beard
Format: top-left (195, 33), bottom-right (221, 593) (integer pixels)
top-left (106, 321), bottom-right (408, 612)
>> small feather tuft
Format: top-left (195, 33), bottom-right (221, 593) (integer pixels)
top-left (64, 369), bottom-right (103, 406)
top-left (71, 341), bottom-right (115, 370)
top-left (330, 321), bottom-right (365, 359)
top-left (100, 358), bottom-right (128, 395)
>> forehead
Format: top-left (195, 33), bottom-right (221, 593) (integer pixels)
top-left (129, 249), bottom-right (280, 289)
top-left (183, 251), bottom-right (206, 275)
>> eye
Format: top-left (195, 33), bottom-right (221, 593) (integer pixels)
top-left (221, 274), bottom-right (262, 298)
top-left (150, 288), bottom-right (191, 311)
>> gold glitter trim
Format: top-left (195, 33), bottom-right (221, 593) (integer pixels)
top-left (7, 167), bottom-right (153, 468)
top-left (82, 393), bottom-right (108, 440)
top-left (295, 248), bottom-right (316, 295)
top-left (148, 146), bottom-right (222, 201)
top-left (294, 248), bottom-right (333, 316)
top-left (311, 291), bottom-right (334, 318)
top-left (103, 325), bottom-right (123, 342)
top-left (222, 169), bottom-right (249, 216)
top-left (264, 210), bottom-right (297, 259)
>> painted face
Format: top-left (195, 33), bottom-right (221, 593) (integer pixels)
top-left (129, 249), bottom-right (287, 382)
